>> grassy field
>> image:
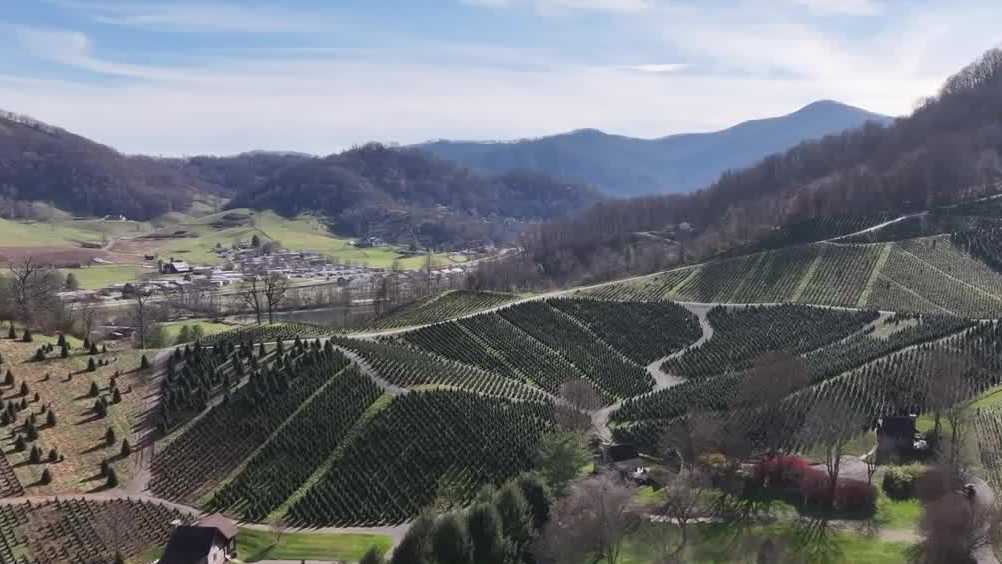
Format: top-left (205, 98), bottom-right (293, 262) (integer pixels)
top-left (608, 521), bottom-right (911, 564)
top-left (0, 332), bottom-right (149, 494)
top-left (160, 320), bottom-right (234, 345)
top-left (234, 527), bottom-right (391, 562)
top-left (61, 265), bottom-right (153, 289)
top-left (0, 218), bottom-right (101, 246)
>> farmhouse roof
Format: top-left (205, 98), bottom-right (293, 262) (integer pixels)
top-left (159, 526), bottom-right (226, 564)
top-left (197, 513), bottom-right (238, 540)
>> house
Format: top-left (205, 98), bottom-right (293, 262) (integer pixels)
top-left (159, 514), bottom-right (237, 564)
top-left (161, 260), bottom-right (192, 274)
top-left (877, 415), bottom-right (921, 460)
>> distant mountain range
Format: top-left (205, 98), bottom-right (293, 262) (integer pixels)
top-left (0, 110), bottom-right (597, 247)
top-left (416, 100), bottom-right (892, 197)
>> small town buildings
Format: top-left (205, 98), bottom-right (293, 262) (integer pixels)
top-left (161, 260), bottom-right (193, 275)
top-left (159, 514), bottom-right (237, 564)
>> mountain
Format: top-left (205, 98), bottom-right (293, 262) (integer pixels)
top-left (0, 110), bottom-right (216, 220)
top-left (487, 49), bottom-right (1002, 289)
top-left (228, 143), bottom-right (601, 248)
top-left (416, 100), bottom-right (891, 197)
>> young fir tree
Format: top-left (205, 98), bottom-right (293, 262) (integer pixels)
top-left (105, 427), bottom-right (116, 446)
top-left (89, 381), bottom-right (100, 397)
top-left (105, 467), bottom-right (118, 488)
top-left (40, 468), bottom-right (51, 485)
top-left (120, 439), bottom-right (131, 457)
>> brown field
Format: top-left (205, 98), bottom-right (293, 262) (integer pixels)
top-left (0, 246), bottom-right (113, 267)
top-left (0, 332), bottom-right (151, 495)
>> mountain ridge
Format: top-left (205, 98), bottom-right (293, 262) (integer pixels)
top-left (415, 100), bottom-right (891, 197)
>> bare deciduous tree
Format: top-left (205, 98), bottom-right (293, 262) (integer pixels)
top-left (534, 473), bottom-right (640, 564)
top-left (269, 515), bottom-right (288, 546)
top-left (656, 467), bottom-right (710, 560)
top-left (262, 272), bottom-right (290, 324)
top-left (555, 378), bottom-right (602, 433)
top-left (8, 256), bottom-right (61, 325)
top-left (731, 351), bottom-right (809, 455)
top-left (240, 275), bottom-right (265, 324)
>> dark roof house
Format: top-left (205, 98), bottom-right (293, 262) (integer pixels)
top-left (159, 514), bottom-right (237, 564)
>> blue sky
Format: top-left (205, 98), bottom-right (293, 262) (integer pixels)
top-left (1, 0), bottom-right (999, 155)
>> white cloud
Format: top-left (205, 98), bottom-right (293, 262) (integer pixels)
top-left (50, 1), bottom-right (336, 33)
top-left (620, 63), bottom-right (687, 73)
top-left (462, 0), bottom-right (658, 13)
top-left (5, 2), bottom-right (1002, 156)
top-left (792, 0), bottom-right (884, 16)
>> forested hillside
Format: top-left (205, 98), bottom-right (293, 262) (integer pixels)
top-left (492, 48), bottom-right (1002, 288)
top-left (0, 111), bottom-right (208, 220)
top-left (229, 143), bottom-right (601, 247)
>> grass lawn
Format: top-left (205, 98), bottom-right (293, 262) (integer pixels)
top-left (875, 492), bottom-right (921, 530)
top-left (61, 265), bottom-right (152, 289)
top-left (235, 527), bottom-right (391, 563)
top-left (0, 218), bottom-right (99, 246)
top-left (609, 521), bottom-right (911, 564)
top-left (161, 320), bottom-right (234, 345)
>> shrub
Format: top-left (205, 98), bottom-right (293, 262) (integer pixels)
top-left (753, 454), bottom-right (812, 489)
top-left (882, 464), bottom-right (927, 499)
top-left (797, 467), bottom-right (832, 506)
top-left (834, 479), bottom-right (877, 513)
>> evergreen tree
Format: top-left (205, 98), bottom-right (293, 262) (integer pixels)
top-left (25, 421), bottom-right (38, 441)
top-left (105, 427), bottom-right (116, 446)
top-left (89, 342), bottom-right (99, 355)
top-left (495, 483), bottom-right (533, 549)
top-left (3, 370), bottom-right (11, 386)
top-left (33, 349), bottom-right (45, 362)
top-left (120, 439), bottom-right (131, 457)
top-left (7, 325), bottom-right (15, 340)
top-left (29, 445), bottom-right (41, 464)
top-left (47, 447), bottom-right (58, 463)
top-left (40, 468), bottom-right (51, 485)
top-left (106, 467), bottom-right (118, 488)
top-left (89, 381), bottom-right (99, 397)
top-left (83, 337), bottom-right (91, 350)
top-left (112, 387), bottom-right (122, 404)
top-left (64, 272), bottom-right (79, 291)
top-left (176, 325), bottom-right (191, 345)
top-left (359, 547), bottom-right (385, 564)
top-left (467, 503), bottom-right (506, 564)
top-left (516, 473), bottom-right (553, 531)
top-left (432, 513), bottom-right (473, 564)
top-left (57, 334), bottom-right (66, 347)
top-left (45, 410), bottom-right (56, 427)
top-left (21, 329), bottom-right (32, 343)
top-left (391, 511), bottom-right (435, 564)
top-left (140, 355), bottom-right (150, 370)
top-left (13, 436), bottom-right (25, 452)
top-left (87, 358), bottom-right (97, 372)
top-left (60, 344), bottom-right (69, 358)
top-left (100, 459), bottom-right (110, 477)
top-left (19, 382), bottom-right (28, 397)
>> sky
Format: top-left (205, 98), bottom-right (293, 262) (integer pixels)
top-left (1, 0), bottom-right (1000, 156)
